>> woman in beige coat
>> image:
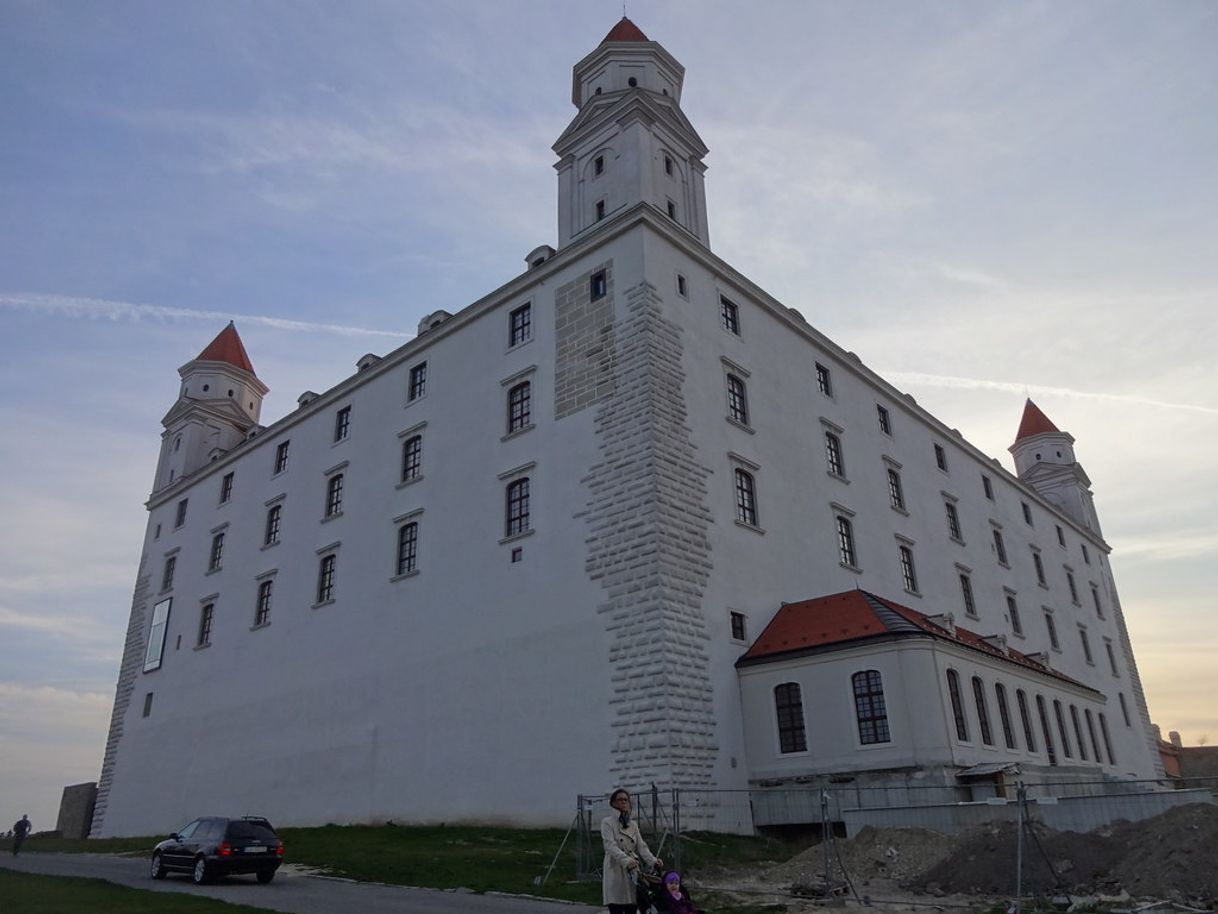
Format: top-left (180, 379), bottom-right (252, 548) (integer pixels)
top-left (601, 788), bottom-right (663, 913)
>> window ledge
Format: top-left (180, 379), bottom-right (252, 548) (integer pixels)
top-left (839, 562), bottom-right (862, 574)
top-left (322, 512), bottom-right (344, 524)
top-left (904, 588), bottom-right (922, 599)
top-left (391, 569), bottom-right (420, 583)
top-left (964, 612), bottom-right (980, 620)
top-left (726, 416), bottom-right (755, 435)
top-left (261, 541), bottom-right (280, 551)
top-left (396, 475), bottom-right (423, 490)
top-left (827, 472), bottom-right (850, 485)
top-left (1038, 582), bottom-right (1050, 590)
top-left (506, 337), bottom-right (534, 354)
top-left (311, 599), bottom-right (336, 610)
top-left (950, 536), bottom-right (967, 547)
top-left (997, 560), bottom-right (1010, 569)
top-left (734, 520), bottom-right (766, 535)
top-left (404, 394), bottom-right (427, 409)
top-left (1010, 630), bottom-right (1027, 640)
top-left (193, 643), bottom-right (211, 652)
top-left (332, 437), bottom-right (349, 448)
top-left (501, 424), bottom-right (536, 443)
top-left (250, 622), bottom-right (271, 632)
top-left (890, 505), bottom-right (909, 517)
top-left (499, 529), bottom-right (536, 546)
top-left (205, 567), bottom-right (221, 576)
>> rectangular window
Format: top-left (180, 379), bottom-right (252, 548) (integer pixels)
top-left (408, 362), bottom-right (427, 401)
top-left (982, 475), bottom-right (994, 500)
top-left (396, 522), bottom-right (418, 576)
top-left (509, 303), bottom-right (532, 346)
top-left (175, 499), bottom-right (188, 528)
top-left (1119, 692), bottom-right (1131, 726)
top-left (992, 528), bottom-right (1008, 565)
top-left (1066, 569), bottom-right (1080, 604)
top-left (1081, 543), bottom-right (1091, 564)
top-left (142, 598), bottom-right (172, 672)
top-left (197, 603), bottom-right (213, 648)
top-left (1007, 594), bottom-right (1024, 635)
top-left (143, 692), bottom-right (153, 717)
top-left (729, 611), bottom-right (747, 641)
top-left (1056, 524), bottom-right (1066, 547)
top-left (887, 468), bottom-right (905, 511)
top-left (316, 554), bottom-right (336, 604)
top-left (596, 199), bottom-right (606, 221)
top-left (264, 504), bottom-right (282, 546)
top-left (664, 154), bottom-right (673, 176)
top-left (220, 472), bottom-right (234, 504)
top-left (325, 474), bottom-right (344, 517)
top-left (824, 431), bottom-right (845, 477)
top-left (274, 441), bottom-right (289, 474)
top-left (1086, 709), bottom-right (1102, 763)
top-left (208, 533), bottom-right (224, 572)
top-left (1091, 584), bottom-right (1104, 618)
top-left (506, 477), bottom-right (531, 537)
top-left (1022, 501), bottom-right (1033, 525)
top-left (161, 555), bottom-right (176, 592)
top-left (774, 682), bottom-right (807, 753)
top-left (1033, 550), bottom-right (1046, 585)
top-left (836, 515), bottom-right (857, 568)
top-left (666, 200), bottom-right (677, 220)
top-left (334, 406), bottom-right (351, 442)
top-left (734, 468), bottom-right (758, 527)
top-left (594, 154), bottom-right (604, 175)
top-left (1079, 626), bottom-right (1094, 664)
top-left (507, 381), bottom-right (532, 433)
top-left (401, 435), bottom-right (422, 482)
top-left (254, 580), bottom-right (273, 626)
top-left (720, 296), bottom-right (740, 334)
top-left (1044, 610), bottom-right (1060, 650)
top-left (877, 404), bottom-right (892, 435)
top-left (815, 362), bottom-right (832, 396)
top-left (676, 274), bottom-right (687, 297)
top-left (726, 374), bottom-right (749, 425)
top-left (1106, 640), bottom-right (1119, 676)
top-left (946, 501), bottom-right (963, 542)
top-left (899, 545), bottom-right (918, 593)
top-left (934, 443), bottom-right (948, 472)
top-left (1100, 712), bottom-right (1117, 762)
top-left (852, 670), bottom-right (890, 744)
top-left (590, 270), bottom-right (607, 300)
top-left (960, 573), bottom-right (977, 617)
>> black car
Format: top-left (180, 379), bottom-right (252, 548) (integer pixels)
top-left (150, 815), bottom-right (284, 884)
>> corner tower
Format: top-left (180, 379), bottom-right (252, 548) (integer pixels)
top-left (1009, 399), bottom-right (1102, 534)
top-left (554, 17), bottom-right (710, 249)
top-left (153, 322), bottom-right (267, 492)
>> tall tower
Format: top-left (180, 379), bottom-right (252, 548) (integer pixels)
top-left (553, 17), bottom-right (710, 249)
top-left (1008, 398), bottom-right (1102, 535)
top-left (153, 322), bottom-right (267, 492)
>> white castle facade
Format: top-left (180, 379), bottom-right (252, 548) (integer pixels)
top-left (92, 19), bottom-right (1162, 837)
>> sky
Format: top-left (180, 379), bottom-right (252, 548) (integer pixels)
top-left (1, 0), bottom-right (1216, 832)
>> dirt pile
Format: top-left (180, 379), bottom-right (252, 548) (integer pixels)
top-left (763, 826), bottom-right (955, 885)
top-left (907, 803), bottom-right (1218, 903)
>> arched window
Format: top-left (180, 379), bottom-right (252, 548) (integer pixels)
top-left (505, 478), bottom-right (530, 537)
top-left (325, 473), bottom-right (344, 517)
top-left (851, 670), bottom-right (890, 744)
top-left (972, 676), bottom-right (993, 745)
top-left (1070, 704), bottom-right (1088, 760)
top-left (1036, 694), bottom-right (1057, 765)
top-left (774, 682), bottom-right (807, 754)
top-left (1016, 688), bottom-right (1036, 752)
top-left (1084, 708), bottom-right (1102, 764)
top-left (507, 381), bottom-right (532, 433)
top-left (401, 435), bottom-right (422, 482)
top-left (1099, 713), bottom-right (1116, 764)
top-left (734, 468), bottom-right (758, 527)
top-left (726, 374), bottom-right (749, 425)
top-left (1053, 699), bottom-right (1073, 758)
top-left (995, 683), bottom-right (1017, 749)
top-left (946, 669), bottom-right (969, 741)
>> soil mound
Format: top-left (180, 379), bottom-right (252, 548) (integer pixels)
top-left (764, 826), bottom-right (954, 885)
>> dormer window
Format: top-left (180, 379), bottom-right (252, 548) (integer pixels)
top-left (594, 155), bottom-right (604, 176)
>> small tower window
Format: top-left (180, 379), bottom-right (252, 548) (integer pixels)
top-left (628, 76), bottom-right (638, 87)
top-left (594, 155), bottom-right (604, 176)
top-left (666, 200), bottom-right (676, 219)
top-left (596, 199), bottom-right (606, 221)
top-left (664, 155), bottom-right (673, 176)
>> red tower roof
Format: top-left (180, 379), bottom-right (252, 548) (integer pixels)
top-left (1014, 398), bottom-right (1060, 442)
top-left (195, 321), bottom-right (255, 375)
top-left (601, 17), bottom-right (649, 43)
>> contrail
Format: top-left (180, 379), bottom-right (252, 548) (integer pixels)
top-left (0, 292), bottom-right (413, 340)
top-left (885, 371), bottom-right (1218, 417)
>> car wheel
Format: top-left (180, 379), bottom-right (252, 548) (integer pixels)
top-left (150, 852), bottom-right (166, 880)
top-left (256, 869), bottom-right (275, 884)
top-left (192, 856), bottom-right (210, 885)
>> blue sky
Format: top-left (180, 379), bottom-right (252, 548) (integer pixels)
top-left (2, 1), bottom-right (1216, 831)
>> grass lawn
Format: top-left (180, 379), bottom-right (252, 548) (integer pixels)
top-left (3, 825), bottom-right (803, 911)
top-left (0, 870), bottom-right (276, 914)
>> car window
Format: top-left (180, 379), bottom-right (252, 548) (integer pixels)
top-left (226, 820), bottom-right (277, 841)
top-left (176, 819), bottom-right (202, 840)
top-left (197, 819), bottom-right (222, 841)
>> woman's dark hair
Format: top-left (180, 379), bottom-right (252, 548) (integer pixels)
top-left (609, 788), bottom-right (631, 805)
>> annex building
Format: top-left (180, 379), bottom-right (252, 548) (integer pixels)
top-left (92, 19), bottom-right (1163, 837)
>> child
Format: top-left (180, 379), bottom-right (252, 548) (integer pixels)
top-left (659, 871), bottom-right (700, 914)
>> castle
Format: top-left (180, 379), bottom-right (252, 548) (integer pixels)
top-left (91, 18), bottom-right (1161, 837)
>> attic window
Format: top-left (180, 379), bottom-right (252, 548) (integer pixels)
top-left (595, 87), bottom-right (602, 95)
top-left (628, 77), bottom-right (638, 87)
top-left (202, 384), bottom-right (210, 392)
top-left (590, 270), bottom-right (607, 300)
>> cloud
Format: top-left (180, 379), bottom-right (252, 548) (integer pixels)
top-left (0, 605), bottom-right (117, 642)
top-left (884, 371), bottom-right (1218, 416)
top-left (0, 292), bottom-right (411, 339)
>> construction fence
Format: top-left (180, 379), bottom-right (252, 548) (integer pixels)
top-left (571, 776), bottom-right (1218, 881)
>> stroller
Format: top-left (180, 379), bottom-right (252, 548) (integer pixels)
top-left (634, 865), bottom-right (703, 914)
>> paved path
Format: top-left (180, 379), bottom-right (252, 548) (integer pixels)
top-left (1, 853), bottom-right (600, 914)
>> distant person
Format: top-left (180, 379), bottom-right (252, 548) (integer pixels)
top-left (12, 815), bottom-right (31, 855)
top-left (601, 788), bottom-right (662, 914)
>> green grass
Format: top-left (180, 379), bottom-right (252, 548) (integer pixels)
top-left (0, 870), bottom-right (275, 914)
top-left (2, 824), bottom-right (806, 911)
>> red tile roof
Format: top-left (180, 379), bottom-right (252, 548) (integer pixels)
top-left (195, 321), bottom-right (255, 375)
top-left (601, 17), bottom-right (649, 43)
top-left (1014, 398), bottom-right (1060, 442)
top-left (738, 589), bottom-right (1095, 692)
